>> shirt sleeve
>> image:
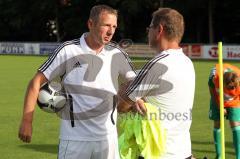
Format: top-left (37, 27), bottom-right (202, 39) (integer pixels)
top-left (126, 58), bottom-right (169, 102)
top-left (38, 45), bottom-right (67, 81)
top-left (112, 49), bottom-right (136, 81)
top-left (208, 67), bottom-right (216, 88)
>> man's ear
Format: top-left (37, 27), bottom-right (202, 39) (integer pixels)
top-left (156, 24), bottom-right (164, 39)
top-left (87, 19), bottom-right (93, 29)
top-left (159, 24), bottom-right (163, 33)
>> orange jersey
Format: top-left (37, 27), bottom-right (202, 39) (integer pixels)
top-left (212, 63), bottom-right (240, 108)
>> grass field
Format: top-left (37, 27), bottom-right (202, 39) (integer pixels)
top-left (1, 55), bottom-right (240, 159)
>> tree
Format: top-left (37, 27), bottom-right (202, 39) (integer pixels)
top-left (0, 0), bottom-right (58, 41)
top-left (0, 0), bottom-right (240, 43)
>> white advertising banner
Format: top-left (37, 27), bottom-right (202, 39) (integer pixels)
top-left (1, 42), bottom-right (240, 61)
top-left (0, 42), bottom-right (39, 55)
top-left (24, 43), bottom-right (40, 54)
top-left (0, 42), bottom-right (25, 54)
top-left (203, 45), bottom-right (240, 60)
top-left (39, 43), bottom-right (59, 55)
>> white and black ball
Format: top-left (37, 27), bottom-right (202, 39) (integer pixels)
top-left (37, 81), bottom-right (66, 113)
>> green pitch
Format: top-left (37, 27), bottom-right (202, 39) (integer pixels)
top-left (1, 55), bottom-right (240, 159)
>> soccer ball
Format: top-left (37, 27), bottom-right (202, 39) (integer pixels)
top-left (37, 81), bottom-right (66, 113)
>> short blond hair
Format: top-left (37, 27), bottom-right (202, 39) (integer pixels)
top-left (152, 8), bottom-right (184, 43)
top-left (89, 5), bottom-right (118, 24)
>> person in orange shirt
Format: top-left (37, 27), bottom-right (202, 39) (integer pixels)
top-left (208, 63), bottom-right (240, 159)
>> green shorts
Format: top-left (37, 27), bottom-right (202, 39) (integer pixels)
top-left (209, 97), bottom-right (240, 121)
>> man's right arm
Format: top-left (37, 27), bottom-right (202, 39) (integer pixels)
top-left (117, 81), bottom-right (146, 115)
top-left (208, 67), bottom-right (219, 106)
top-left (18, 72), bottom-right (47, 143)
top-left (117, 82), bottom-right (134, 112)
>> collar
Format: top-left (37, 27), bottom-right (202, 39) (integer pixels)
top-left (80, 33), bottom-right (106, 55)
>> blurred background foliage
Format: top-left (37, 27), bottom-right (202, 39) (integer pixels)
top-left (0, 0), bottom-right (240, 43)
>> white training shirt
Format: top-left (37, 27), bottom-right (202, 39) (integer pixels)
top-left (126, 49), bottom-right (195, 159)
top-left (39, 33), bottom-right (135, 141)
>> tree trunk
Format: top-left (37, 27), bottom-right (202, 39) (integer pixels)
top-left (159, 0), bottom-right (164, 7)
top-left (208, 0), bottom-right (214, 43)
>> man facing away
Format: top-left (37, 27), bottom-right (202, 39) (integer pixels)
top-left (117, 8), bottom-right (195, 159)
top-left (18, 5), bottom-right (136, 159)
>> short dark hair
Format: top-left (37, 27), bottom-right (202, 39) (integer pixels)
top-left (89, 5), bottom-right (118, 24)
top-left (152, 8), bottom-right (184, 43)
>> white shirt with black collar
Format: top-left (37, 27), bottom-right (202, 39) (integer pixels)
top-left (39, 33), bottom-right (135, 141)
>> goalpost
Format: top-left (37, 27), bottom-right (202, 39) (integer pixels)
top-left (218, 41), bottom-right (225, 159)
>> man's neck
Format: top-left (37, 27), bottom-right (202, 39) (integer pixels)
top-left (85, 34), bottom-right (104, 54)
top-left (157, 39), bottom-right (180, 52)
